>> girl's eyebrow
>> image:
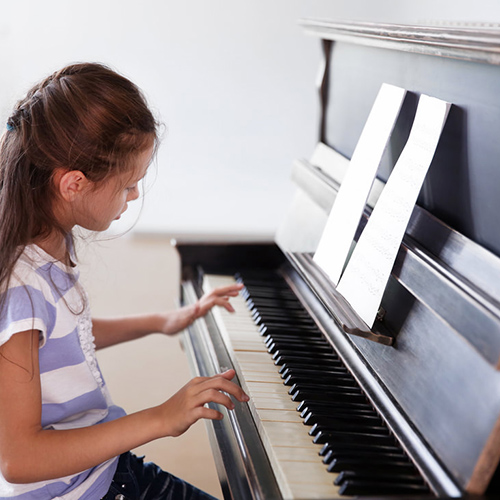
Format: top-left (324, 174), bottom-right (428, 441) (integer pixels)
top-left (126, 166), bottom-right (148, 185)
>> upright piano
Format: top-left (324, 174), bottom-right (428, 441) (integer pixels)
top-left (177, 20), bottom-right (500, 499)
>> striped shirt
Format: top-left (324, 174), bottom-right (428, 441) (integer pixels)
top-left (0, 245), bottom-right (126, 499)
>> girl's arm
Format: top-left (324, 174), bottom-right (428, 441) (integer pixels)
top-left (93, 283), bottom-right (243, 349)
top-left (0, 330), bottom-right (248, 484)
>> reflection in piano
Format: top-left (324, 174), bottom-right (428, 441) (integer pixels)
top-left (177, 20), bottom-right (500, 499)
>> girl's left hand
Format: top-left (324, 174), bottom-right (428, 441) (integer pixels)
top-left (162, 283), bottom-right (244, 335)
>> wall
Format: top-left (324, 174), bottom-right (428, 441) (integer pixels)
top-left (1, 0), bottom-right (499, 240)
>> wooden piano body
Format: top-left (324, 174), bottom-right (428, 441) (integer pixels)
top-left (177, 20), bottom-right (500, 499)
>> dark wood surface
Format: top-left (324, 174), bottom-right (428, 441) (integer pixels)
top-left (290, 20), bottom-right (500, 495)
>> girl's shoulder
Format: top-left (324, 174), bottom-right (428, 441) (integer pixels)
top-left (11, 245), bottom-right (48, 282)
top-left (11, 245), bottom-right (79, 294)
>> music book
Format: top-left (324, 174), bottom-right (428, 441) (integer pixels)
top-left (313, 83), bottom-right (407, 285)
top-left (338, 94), bottom-right (451, 327)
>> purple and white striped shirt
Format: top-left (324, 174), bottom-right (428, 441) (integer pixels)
top-left (0, 245), bottom-right (126, 499)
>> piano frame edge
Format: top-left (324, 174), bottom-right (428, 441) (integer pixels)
top-left (181, 280), bottom-right (283, 500)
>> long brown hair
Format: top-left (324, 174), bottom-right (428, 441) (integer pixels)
top-left (0, 62), bottom-right (159, 303)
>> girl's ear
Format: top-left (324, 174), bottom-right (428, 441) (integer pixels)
top-left (53, 169), bottom-right (91, 202)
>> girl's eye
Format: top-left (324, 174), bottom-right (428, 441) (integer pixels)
top-left (126, 184), bottom-right (137, 192)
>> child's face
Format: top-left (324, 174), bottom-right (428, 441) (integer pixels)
top-left (77, 145), bottom-right (153, 232)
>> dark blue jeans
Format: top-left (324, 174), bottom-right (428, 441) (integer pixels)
top-left (102, 452), bottom-right (219, 500)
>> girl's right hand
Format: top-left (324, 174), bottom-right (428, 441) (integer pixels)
top-left (156, 369), bottom-right (249, 437)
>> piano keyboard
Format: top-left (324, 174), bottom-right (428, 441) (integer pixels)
top-left (203, 271), bottom-right (431, 499)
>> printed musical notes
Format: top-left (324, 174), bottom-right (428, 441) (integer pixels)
top-left (337, 94), bottom-right (451, 327)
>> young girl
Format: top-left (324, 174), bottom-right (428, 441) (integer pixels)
top-left (0, 63), bottom-right (248, 500)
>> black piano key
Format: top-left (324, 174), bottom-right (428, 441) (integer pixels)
top-left (319, 441), bottom-right (404, 457)
top-left (309, 422), bottom-right (390, 438)
top-left (269, 344), bottom-right (333, 357)
top-left (322, 448), bottom-right (407, 465)
top-left (270, 343), bottom-right (333, 353)
top-left (303, 411), bottom-right (382, 427)
top-left (250, 305), bottom-right (310, 317)
top-left (274, 351), bottom-right (340, 363)
top-left (275, 352), bottom-right (340, 362)
top-left (338, 480), bottom-right (430, 496)
top-left (311, 421), bottom-right (391, 438)
top-left (253, 311), bottom-right (315, 322)
top-left (243, 292), bottom-right (297, 303)
top-left (253, 312), bottom-right (314, 324)
top-left (256, 320), bottom-right (318, 331)
top-left (334, 470), bottom-right (427, 486)
top-left (246, 289), bottom-right (299, 297)
top-left (255, 315), bottom-right (314, 327)
top-left (291, 389), bottom-right (368, 404)
top-left (272, 345), bottom-right (336, 356)
top-left (289, 382), bottom-right (361, 395)
top-left (297, 399), bottom-right (375, 414)
top-left (265, 335), bottom-right (325, 346)
top-left (308, 418), bottom-right (389, 434)
top-left (254, 307), bottom-right (305, 317)
top-left (302, 409), bottom-right (378, 425)
top-left (266, 336), bottom-right (329, 347)
top-left (251, 307), bottom-right (299, 317)
top-left (276, 356), bottom-right (344, 368)
top-left (313, 429), bottom-right (397, 445)
top-left (260, 324), bottom-right (322, 336)
top-left (239, 282), bottom-right (292, 292)
top-left (301, 409), bottom-right (378, 422)
top-left (262, 325), bottom-right (322, 333)
top-left (281, 366), bottom-right (349, 380)
top-left (291, 387), bottom-right (365, 401)
top-left (327, 456), bottom-right (415, 473)
top-left (242, 288), bottom-right (294, 297)
top-left (246, 296), bottom-right (302, 306)
top-left (268, 341), bottom-right (334, 355)
top-left (284, 374), bottom-right (355, 388)
top-left (240, 276), bottom-right (289, 285)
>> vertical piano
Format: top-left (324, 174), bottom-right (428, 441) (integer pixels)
top-left (177, 19), bottom-right (500, 499)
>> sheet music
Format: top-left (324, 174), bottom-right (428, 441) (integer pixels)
top-left (337, 94), bottom-right (451, 327)
top-left (313, 84), bottom-right (407, 285)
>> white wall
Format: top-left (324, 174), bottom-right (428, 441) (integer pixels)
top-left (1, 1), bottom-right (499, 240)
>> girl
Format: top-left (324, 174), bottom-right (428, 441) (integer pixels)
top-left (0, 63), bottom-right (248, 500)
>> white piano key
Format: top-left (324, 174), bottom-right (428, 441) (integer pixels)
top-left (238, 361), bottom-right (279, 374)
top-left (260, 420), bottom-right (318, 448)
top-left (232, 340), bottom-right (269, 352)
top-left (250, 396), bottom-right (298, 412)
top-left (243, 370), bottom-right (284, 384)
top-left (258, 409), bottom-right (304, 424)
top-left (273, 444), bottom-right (324, 462)
top-left (247, 381), bottom-right (294, 396)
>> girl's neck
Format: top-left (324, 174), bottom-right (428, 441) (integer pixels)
top-left (34, 231), bottom-right (70, 263)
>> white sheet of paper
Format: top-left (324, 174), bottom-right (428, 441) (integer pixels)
top-left (337, 94), bottom-right (451, 327)
top-left (313, 84), bottom-right (407, 285)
